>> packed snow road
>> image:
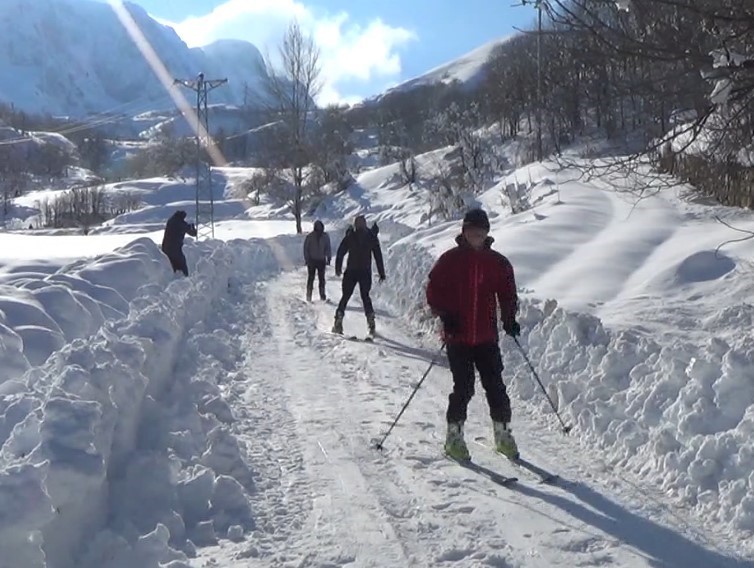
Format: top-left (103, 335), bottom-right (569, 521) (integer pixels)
top-left (189, 267), bottom-right (750, 568)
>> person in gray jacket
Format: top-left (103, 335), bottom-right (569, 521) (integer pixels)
top-left (303, 220), bottom-right (332, 301)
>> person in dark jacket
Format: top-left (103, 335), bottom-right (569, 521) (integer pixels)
top-left (303, 220), bottom-right (332, 302)
top-left (426, 208), bottom-right (520, 462)
top-left (332, 215), bottom-right (385, 335)
top-left (161, 210), bottom-right (197, 276)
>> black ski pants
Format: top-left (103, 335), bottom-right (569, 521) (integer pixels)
top-left (336, 269), bottom-right (373, 317)
top-left (163, 247), bottom-right (188, 277)
top-left (306, 260), bottom-right (327, 299)
top-left (446, 342), bottom-right (511, 424)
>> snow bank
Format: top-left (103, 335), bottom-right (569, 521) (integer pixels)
top-left (108, 201), bottom-right (247, 226)
top-left (0, 234), bottom-right (297, 568)
top-left (382, 236), bottom-right (754, 537)
top-left (0, 238), bottom-right (169, 377)
top-left (103, 175), bottom-right (229, 211)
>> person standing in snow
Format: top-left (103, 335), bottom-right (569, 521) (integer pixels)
top-left (426, 208), bottom-right (521, 461)
top-left (303, 219), bottom-right (332, 302)
top-left (332, 214), bottom-right (386, 336)
top-left (161, 210), bottom-right (197, 277)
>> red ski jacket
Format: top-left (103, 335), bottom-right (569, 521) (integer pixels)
top-left (426, 236), bottom-right (518, 345)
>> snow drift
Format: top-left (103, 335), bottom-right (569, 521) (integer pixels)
top-left (0, 234), bottom-right (300, 568)
top-left (381, 233), bottom-right (754, 537)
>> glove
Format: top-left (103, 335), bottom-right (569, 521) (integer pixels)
top-left (327, 258), bottom-right (331, 266)
top-left (335, 268), bottom-right (342, 277)
top-left (379, 274), bottom-right (386, 283)
top-left (440, 313), bottom-right (461, 336)
top-left (503, 320), bottom-right (521, 337)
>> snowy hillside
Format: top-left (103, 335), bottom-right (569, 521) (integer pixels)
top-left (9, 169), bottom-right (277, 233)
top-left (374, 36), bottom-right (512, 100)
top-left (0, 124), bottom-right (77, 160)
top-left (0, 0), bottom-right (270, 117)
top-left (0, 137), bottom-right (754, 566)
top-left (139, 104), bottom-right (253, 139)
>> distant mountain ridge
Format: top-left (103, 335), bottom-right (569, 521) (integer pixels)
top-left (373, 36), bottom-right (513, 101)
top-left (0, 0), bottom-right (270, 117)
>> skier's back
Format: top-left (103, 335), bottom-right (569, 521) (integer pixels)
top-left (303, 220), bottom-right (332, 301)
top-left (332, 215), bottom-right (386, 335)
top-left (161, 210), bottom-right (197, 276)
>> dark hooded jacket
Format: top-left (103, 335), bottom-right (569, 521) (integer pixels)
top-left (335, 222), bottom-right (385, 278)
top-left (162, 211), bottom-right (197, 254)
top-left (426, 234), bottom-right (517, 346)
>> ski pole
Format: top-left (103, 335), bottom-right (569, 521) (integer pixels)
top-left (513, 337), bottom-right (573, 434)
top-left (374, 342), bottom-right (446, 451)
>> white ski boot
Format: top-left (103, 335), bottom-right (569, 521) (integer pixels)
top-left (444, 422), bottom-right (470, 461)
top-left (493, 421), bottom-right (519, 460)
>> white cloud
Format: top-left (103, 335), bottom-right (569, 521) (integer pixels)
top-left (163, 0), bottom-right (416, 104)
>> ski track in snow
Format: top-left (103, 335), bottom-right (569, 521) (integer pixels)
top-left (188, 265), bottom-right (751, 568)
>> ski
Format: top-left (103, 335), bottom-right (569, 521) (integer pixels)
top-left (324, 330), bottom-right (376, 343)
top-left (472, 438), bottom-right (560, 485)
top-left (445, 454), bottom-right (518, 487)
top-left (510, 457), bottom-right (560, 485)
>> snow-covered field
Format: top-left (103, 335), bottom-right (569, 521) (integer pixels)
top-left (1, 145), bottom-right (753, 566)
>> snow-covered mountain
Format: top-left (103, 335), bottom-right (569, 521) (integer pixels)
top-left (374, 36), bottom-right (513, 100)
top-left (0, 0), bottom-right (270, 117)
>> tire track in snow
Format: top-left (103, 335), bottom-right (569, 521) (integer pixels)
top-left (275, 271), bottom-right (537, 567)
top-left (191, 266), bottom-right (415, 566)
top-left (188, 259), bottom-right (747, 567)
top-left (264, 272), bottom-right (417, 566)
top-left (188, 280), bottom-right (319, 566)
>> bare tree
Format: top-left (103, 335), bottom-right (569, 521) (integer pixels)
top-left (311, 104), bottom-right (354, 190)
top-left (126, 129), bottom-right (195, 179)
top-left (715, 215), bottom-right (754, 254)
top-left (234, 168), bottom-right (285, 205)
top-left (111, 191), bottom-right (143, 215)
top-left (69, 132), bottom-right (110, 174)
top-left (37, 143), bottom-right (70, 177)
top-left (259, 21), bottom-right (322, 234)
top-left (376, 115), bottom-right (421, 186)
top-left (472, 0), bottom-right (754, 207)
top-left (425, 102), bottom-right (491, 192)
top-left (35, 185), bottom-right (141, 230)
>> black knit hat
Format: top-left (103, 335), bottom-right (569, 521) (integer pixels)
top-left (354, 215), bottom-right (367, 229)
top-left (462, 208), bottom-right (490, 231)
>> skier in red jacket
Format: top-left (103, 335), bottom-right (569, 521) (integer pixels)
top-left (426, 208), bottom-right (520, 461)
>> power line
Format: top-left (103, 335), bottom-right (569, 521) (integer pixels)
top-left (173, 73), bottom-right (228, 239)
top-left (0, 93), bottom-right (175, 147)
top-left (517, 0), bottom-right (545, 162)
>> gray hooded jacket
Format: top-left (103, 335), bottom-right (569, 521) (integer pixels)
top-left (303, 220), bottom-right (332, 265)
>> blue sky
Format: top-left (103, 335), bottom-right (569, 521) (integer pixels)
top-left (125, 0), bottom-right (536, 104)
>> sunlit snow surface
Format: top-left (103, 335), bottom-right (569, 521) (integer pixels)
top-left (0, 154), bottom-right (753, 567)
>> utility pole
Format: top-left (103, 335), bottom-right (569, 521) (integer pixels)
top-left (173, 72), bottom-right (228, 239)
top-left (518, 0), bottom-right (544, 161)
top-left (536, 0), bottom-right (543, 162)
